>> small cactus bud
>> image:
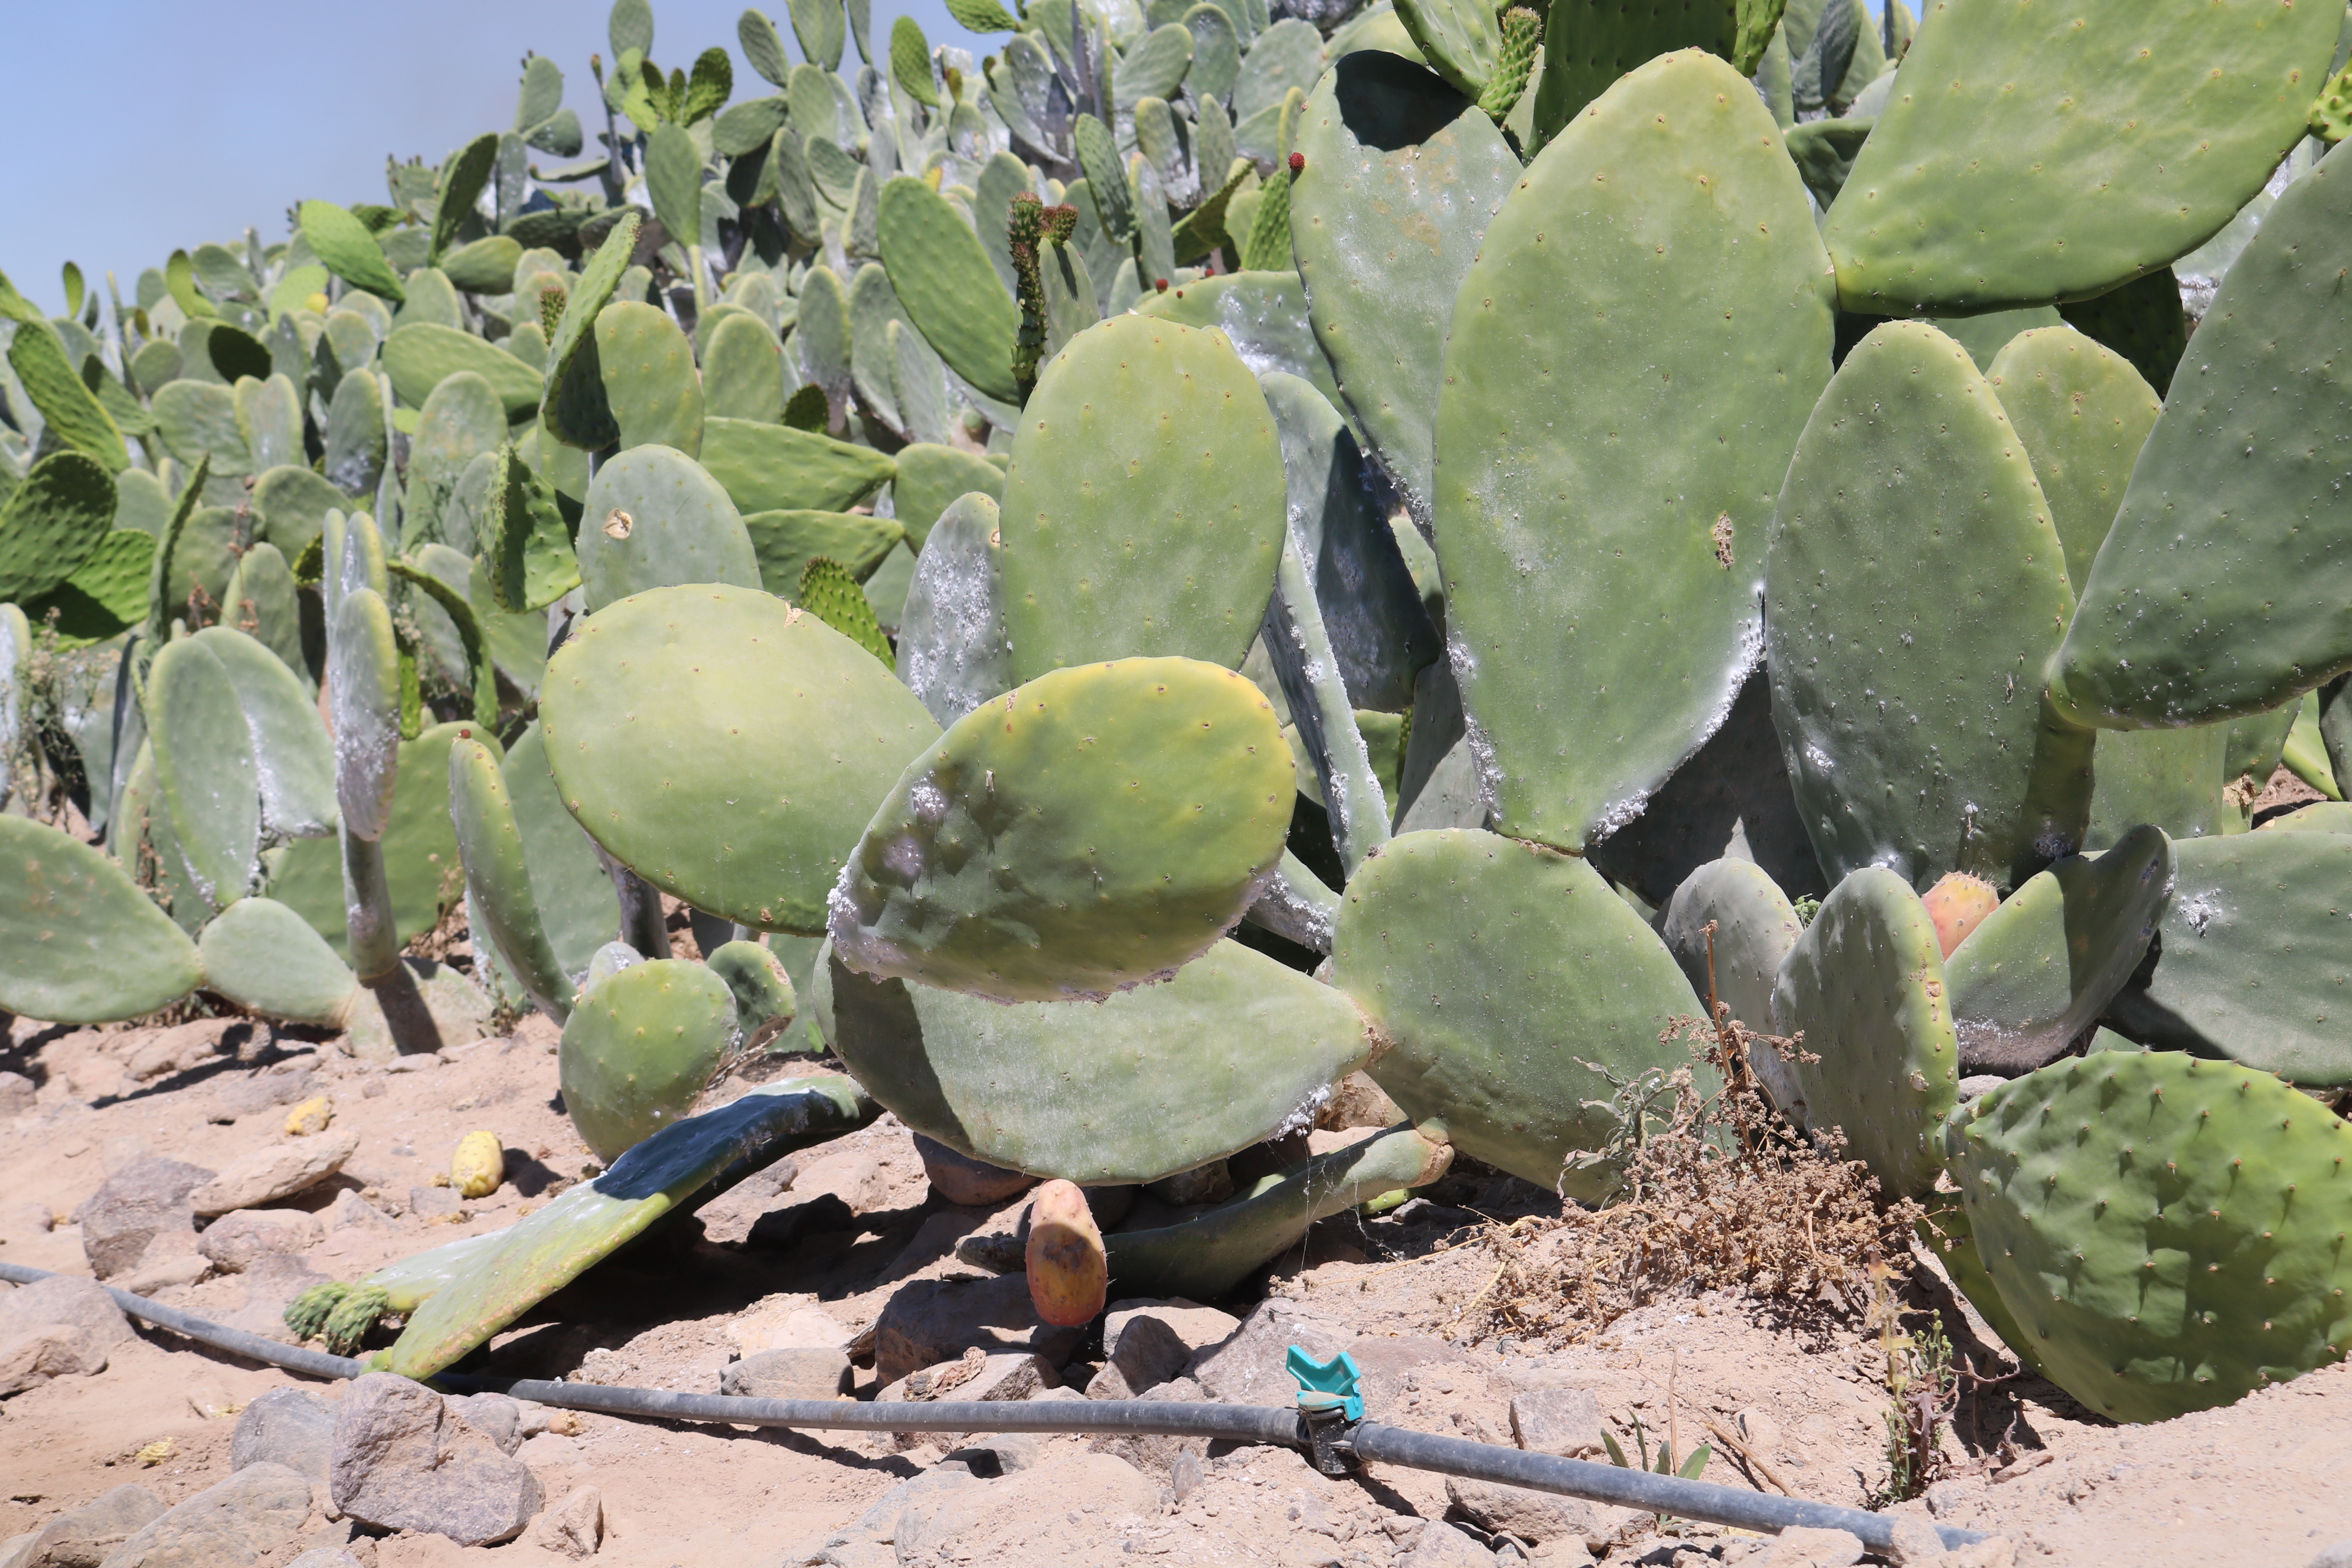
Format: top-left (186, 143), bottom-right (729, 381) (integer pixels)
top-left (1922, 872), bottom-right (2001, 957)
top-left (1155, 277), bottom-right (1169, 292)
top-left (1288, 152), bottom-right (1305, 174)
top-left (1025, 1179), bottom-right (1108, 1327)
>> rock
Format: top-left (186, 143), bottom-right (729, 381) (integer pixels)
top-left (1101, 1298), bottom-right (1240, 1394)
top-left (1083, 1363), bottom-right (1135, 1400)
top-left (953, 1231), bottom-right (1027, 1274)
top-left (285, 1552), bottom-right (364, 1568)
top-left (1760, 1527), bottom-right (1866, 1568)
top-left (792, 1151), bottom-right (890, 1212)
top-left (1509, 1387), bottom-right (1605, 1458)
top-left (896, 1454), bottom-right (1159, 1560)
top-left (880, 1351), bottom-right (1059, 1409)
top-left (726, 1305), bottom-right (851, 1356)
top-left (116, 1255), bottom-right (209, 1296)
top-left (1186, 1298), bottom-right (1349, 1404)
top-left (721, 1347), bottom-right (854, 1399)
top-left (1403, 1520), bottom-right (1499, 1566)
top-left (213, 1255), bottom-right (332, 1345)
top-left (282, 1097), bottom-right (333, 1137)
top-left (97, 1462), bottom-right (310, 1568)
top-left (1941, 1540), bottom-right (2014, 1568)
top-left (197, 1208), bottom-right (324, 1273)
top-left (1316, 1071), bottom-right (1400, 1131)
top-left (213, 1069), bottom-right (316, 1121)
top-left (913, 1134), bottom-right (1038, 1206)
top-left (2313, 1545), bottom-right (2352, 1568)
top-left (123, 1020), bottom-right (236, 1083)
top-left (0, 1326), bottom-right (108, 1396)
top-left (1884, 1516), bottom-right (1952, 1566)
top-left (446, 1394), bottom-right (524, 1455)
top-left (1528, 1540), bottom-right (1596, 1566)
top-left (0, 1070), bottom-right (34, 1117)
top-left (1087, 1374), bottom-right (1210, 1478)
top-left (74, 1158), bottom-right (214, 1279)
top-left (187, 1131), bottom-right (360, 1216)
top-left (407, 1185), bottom-right (460, 1220)
top-left (1445, 1478), bottom-right (1598, 1546)
top-left (872, 1273), bottom-right (1084, 1386)
top-left (230, 1389), bottom-right (338, 1484)
top-left (0, 1484), bottom-right (162, 1568)
top-left (0, 1275), bottom-right (133, 1351)
top-left (321, 1191), bottom-right (396, 1234)
top-left (532, 1485), bottom-right (603, 1559)
top-left (328, 1372), bottom-right (543, 1546)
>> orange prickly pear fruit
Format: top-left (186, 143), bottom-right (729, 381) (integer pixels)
top-left (1922, 872), bottom-right (2000, 956)
top-left (1025, 1179), bottom-right (1107, 1327)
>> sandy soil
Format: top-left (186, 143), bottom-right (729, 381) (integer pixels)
top-left (2, 1007), bottom-right (2349, 1568)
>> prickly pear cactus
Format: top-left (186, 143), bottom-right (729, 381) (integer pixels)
top-left (831, 658), bottom-right (1293, 1003)
top-left (0, 817), bottom-right (201, 1024)
top-left (1658, 856), bottom-right (1807, 1113)
top-left (1944, 1050), bottom-right (2352, 1422)
top-left (560, 956), bottom-right (739, 1162)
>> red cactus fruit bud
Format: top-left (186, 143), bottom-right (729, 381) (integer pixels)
top-left (1155, 277), bottom-right (1169, 291)
top-left (1288, 152), bottom-right (1305, 174)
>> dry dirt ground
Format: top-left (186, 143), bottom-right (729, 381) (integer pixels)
top-left (3, 1006), bottom-right (2350, 1568)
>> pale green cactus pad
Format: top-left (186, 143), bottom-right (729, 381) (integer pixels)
top-left (1945, 1050), bottom-right (2352, 1422)
top-left (1332, 828), bottom-right (1704, 1201)
top-left (195, 896), bottom-right (361, 1027)
top-left (832, 656), bottom-right (1294, 1002)
top-left (560, 956), bottom-right (739, 1161)
top-left (574, 443), bottom-right (761, 613)
top-left (0, 817), bottom-right (201, 1023)
top-left (449, 735), bottom-right (574, 1021)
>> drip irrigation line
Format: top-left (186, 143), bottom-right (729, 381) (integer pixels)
top-left (0, 1260), bottom-right (1988, 1554)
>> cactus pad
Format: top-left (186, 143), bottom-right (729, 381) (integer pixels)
top-left (596, 301), bottom-right (705, 456)
top-left (1984, 328), bottom-right (2162, 597)
top-left (540, 210), bottom-right (642, 451)
top-left (1659, 857), bottom-right (1807, 1112)
top-left (195, 896), bottom-right (361, 1027)
top-left (698, 416), bottom-right (897, 515)
top-left (877, 176), bottom-right (1022, 404)
top-left (831, 656), bottom-right (1292, 1001)
top-left (0, 817), bottom-right (201, 1023)
top-left (898, 492), bottom-right (1010, 729)
top-left (542, 583), bottom-right (939, 935)
top-left (574, 443), bottom-right (761, 612)
top-left (0, 453), bottom-right (117, 603)
top-left (381, 324), bottom-right (544, 422)
top-left (1945, 1050), bottom-right (2352, 1422)
top-left (560, 957), bottom-right (739, 1161)
top-left (449, 736), bottom-right (573, 1021)
top-left (1769, 865), bottom-right (1958, 1199)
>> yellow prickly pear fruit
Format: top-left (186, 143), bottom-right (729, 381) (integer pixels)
top-left (283, 1096), bottom-right (332, 1136)
top-left (1024, 1179), bottom-right (1106, 1328)
top-left (1922, 872), bottom-right (2000, 957)
top-left (450, 1131), bottom-right (505, 1199)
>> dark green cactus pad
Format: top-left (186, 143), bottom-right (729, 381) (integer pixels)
top-left (24, 528), bottom-right (155, 647)
top-left (745, 509), bottom-right (906, 599)
top-left (1388, 0), bottom-right (1500, 98)
top-left (1439, 50), bottom-right (1834, 855)
top-left (899, 493), bottom-right (1009, 729)
top-left (481, 444), bottom-right (580, 614)
top-left (1916, 1198), bottom-right (2048, 1378)
top-left (700, 309), bottom-right (783, 423)
top-left (2224, 699), bottom-right (2304, 792)
top-left (698, 416), bottom-right (896, 514)
top-left (1944, 825), bottom-right (2171, 1075)
top-left (324, 370), bottom-right (388, 496)
top-left (819, 937), bottom-right (1371, 1182)
top-left (1332, 828), bottom-right (1706, 1200)
top-left (2056, 268), bottom-right (2190, 399)
top-left (877, 176), bottom-right (1022, 405)
top-left (2054, 141), bottom-right (2352, 730)
top-left (1945, 1050), bottom-right (2352, 1422)
top-left (449, 735), bottom-right (573, 1020)
top-left (1291, 54), bottom-right (1516, 528)
top-left (560, 956), bottom-right (737, 1161)
top-left (1108, 1123), bottom-right (1453, 1299)
top-left (8, 323), bottom-right (128, 473)
top-left (1984, 328), bottom-right (2161, 598)
top-left (2105, 832), bottom-right (2352, 1086)
top-left (381, 324), bottom-right (543, 422)
top-left (543, 583), bottom-right (939, 935)
top-left (379, 1075), bottom-right (875, 1377)
top-left (999, 314), bottom-right (1286, 681)
top-left (707, 939), bottom-right (796, 1047)
top-left (1768, 321), bottom-right (2091, 893)
top-left (234, 374), bottom-right (304, 475)
top-left (888, 443), bottom-right (1004, 548)
top-left (1660, 855), bottom-right (1807, 1111)
top-left (298, 200), bottom-right (406, 303)
top-left (2259, 802), bottom-right (2352, 835)
top-left (502, 722), bottom-right (621, 975)
top-left (795, 556), bottom-right (891, 668)
top-left (541, 210), bottom-right (643, 451)
top-left (0, 817), bottom-right (201, 1023)
top-left (401, 373), bottom-right (508, 552)
top-left (1824, 0), bottom-right (2336, 313)
top-left (1769, 865), bottom-right (1958, 1199)
top-left (0, 453), bottom-right (116, 602)
top-left (832, 656), bottom-right (1293, 1002)
top-left (595, 300), bottom-right (705, 456)
top-left (440, 235), bottom-right (521, 295)
top-left (250, 467), bottom-right (347, 569)
top-left (574, 443), bottom-right (760, 613)
top-left (1528, 1), bottom-right (1736, 151)
top-left (196, 896), bottom-right (360, 1027)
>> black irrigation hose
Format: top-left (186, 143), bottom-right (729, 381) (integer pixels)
top-left (1, 1262), bottom-right (1988, 1551)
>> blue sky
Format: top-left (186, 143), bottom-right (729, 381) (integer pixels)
top-left (0, 0), bottom-right (994, 317)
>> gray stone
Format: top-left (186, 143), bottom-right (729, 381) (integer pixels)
top-left (1445, 1477), bottom-right (1598, 1546)
top-left (213, 1255), bottom-right (332, 1345)
top-left (406, 1185), bottom-right (461, 1220)
top-left (871, 1272), bottom-right (1083, 1385)
top-left (213, 1069), bottom-right (316, 1121)
top-left (0, 1070), bottom-right (34, 1118)
top-left (321, 1190), bottom-right (396, 1233)
top-left (1403, 1520), bottom-right (1500, 1566)
top-left (531, 1485), bottom-right (603, 1559)
top-left (721, 1347), bottom-right (854, 1399)
top-left (187, 1131), bottom-right (359, 1216)
top-left (122, 1021), bottom-right (236, 1083)
top-left (1760, 1527), bottom-right (1866, 1568)
top-left (0, 1276), bottom-right (133, 1351)
top-left (1101, 1298), bottom-right (1240, 1394)
top-left (1185, 1298), bottom-right (1349, 1404)
top-left (878, 1351), bottom-right (1059, 1408)
top-left (912, 1134), bottom-right (1038, 1206)
top-left (115, 1256), bottom-right (208, 1296)
top-left (1508, 1387), bottom-right (1605, 1458)
top-left (328, 1372), bottom-right (543, 1546)
top-left (74, 1158), bottom-right (214, 1279)
top-left (1087, 1376), bottom-right (1208, 1479)
top-left (1884, 1516), bottom-right (1952, 1566)
top-left (197, 1208), bottom-right (323, 1273)
top-left (284, 1552), bottom-right (364, 1568)
top-left (97, 1462), bottom-right (310, 1568)
top-left (2311, 1544), bottom-right (2352, 1568)
top-left (0, 1484), bottom-right (162, 1567)
top-left (446, 1393), bottom-right (524, 1454)
top-left (895, 1455), bottom-right (1158, 1560)
top-left (0, 1326), bottom-right (108, 1396)
top-left (230, 1389), bottom-right (337, 1483)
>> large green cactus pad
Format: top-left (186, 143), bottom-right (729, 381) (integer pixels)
top-left (1767, 321), bottom-right (2090, 892)
top-left (698, 416), bottom-right (897, 515)
top-left (1945, 1050), bottom-right (2352, 1422)
top-left (2106, 832), bottom-right (2352, 1087)
top-left (898, 493), bottom-right (1010, 729)
top-left (378, 1076), bottom-right (876, 1378)
top-left (2053, 141), bottom-right (2352, 730)
top-left (820, 937), bottom-right (1371, 1183)
top-left (1985, 328), bottom-right (2162, 597)
top-left (832, 657), bottom-right (1292, 1002)
top-left (503, 722), bottom-right (620, 976)
top-left (1822, 0), bottom-right (2337, 313)
top-left (1291, 53), bottom-right (1519, 528)
top-left (574, 443), bottom-right (761, 613)
top-left (542, 584), bottom-right (939, 935)
top-left (196, 896), bottom-right (360, 1027)
top-left (1528, 1), bottom-right (1736, 151)
top-left (0, 817), bottom-right (201, 1023)
top-left (998, 313), bottom-right (1286, 681)
top-left (0, 454), bottom-right (117, 603)
top-left (1332, 828), bottom-right (1704, 1200)
top-left (449, 736), bottom-right (573, 1021)
top-left (877, 176), bottom-right (1022, 404)
top-left (560, 956), bottom-right (737, 1161)
top-left (1769, 865), bottom-right (1958, 1199)
top-left (1943, 826), bottom-right (2171, 1075)
top-left (1436, 50), bottom-right (1834, 854)
top-left (382, 324), bottom-right (543, 422)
